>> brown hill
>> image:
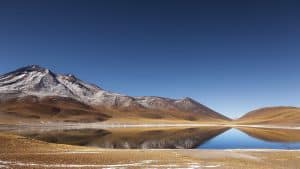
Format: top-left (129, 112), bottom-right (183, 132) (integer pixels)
top-left (237, 106), bottom-right (300, 126)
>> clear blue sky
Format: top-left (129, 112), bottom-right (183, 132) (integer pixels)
top-left (0, 0), bottom-right (299, 118)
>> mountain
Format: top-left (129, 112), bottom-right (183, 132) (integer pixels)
top-left (237, 106), bottom-right (300, 126)
top-left (0, 65), bottom-right (230, 124)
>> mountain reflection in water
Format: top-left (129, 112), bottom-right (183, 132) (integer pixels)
top-left (4, 126), bottom-right (300, 149)
top-left (237, 127), bottom-right (300, 142)
top-left (14, 127), bottom-right (229, 149)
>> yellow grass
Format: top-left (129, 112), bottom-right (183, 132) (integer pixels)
top-left (237, 106), bottom-right (300, 126)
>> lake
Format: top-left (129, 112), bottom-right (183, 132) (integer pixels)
top-left (2, 125), bottom-right (300, 149)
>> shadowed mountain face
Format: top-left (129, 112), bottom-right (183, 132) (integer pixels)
top-left (0, 65), bottom-right (230, 123)
top-left (13, 127), bottom-right (229, 149)
top-left (237, 107), bottom-right (300, 126)
top-left (0, 95), bottom-right (111, 123)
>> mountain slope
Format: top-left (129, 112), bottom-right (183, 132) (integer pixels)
top-left (0, 65), bottom-right (230, 124)
top-left (237, 106), bottom-right (300, 126)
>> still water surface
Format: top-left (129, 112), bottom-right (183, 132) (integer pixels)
top-left (2, 126), bottom-right (300, 149)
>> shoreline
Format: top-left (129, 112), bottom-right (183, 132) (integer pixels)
top-left (1, 122), bottom-right (300, 130)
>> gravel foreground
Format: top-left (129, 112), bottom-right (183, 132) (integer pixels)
top-left (0, 132), bottom-right (299, 169)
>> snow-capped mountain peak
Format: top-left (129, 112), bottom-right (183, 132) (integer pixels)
top-left (0, 65), bottom-right (200, 108)
top-left (0, 65), bottom-right (130, 107)
top-left (0, 65), bottom-right (230, 121)
top-left (0, 65), bottom-right (103, 100)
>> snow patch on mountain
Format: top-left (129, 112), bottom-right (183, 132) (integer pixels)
top-left (0, 65), bottom-right (227, 119)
